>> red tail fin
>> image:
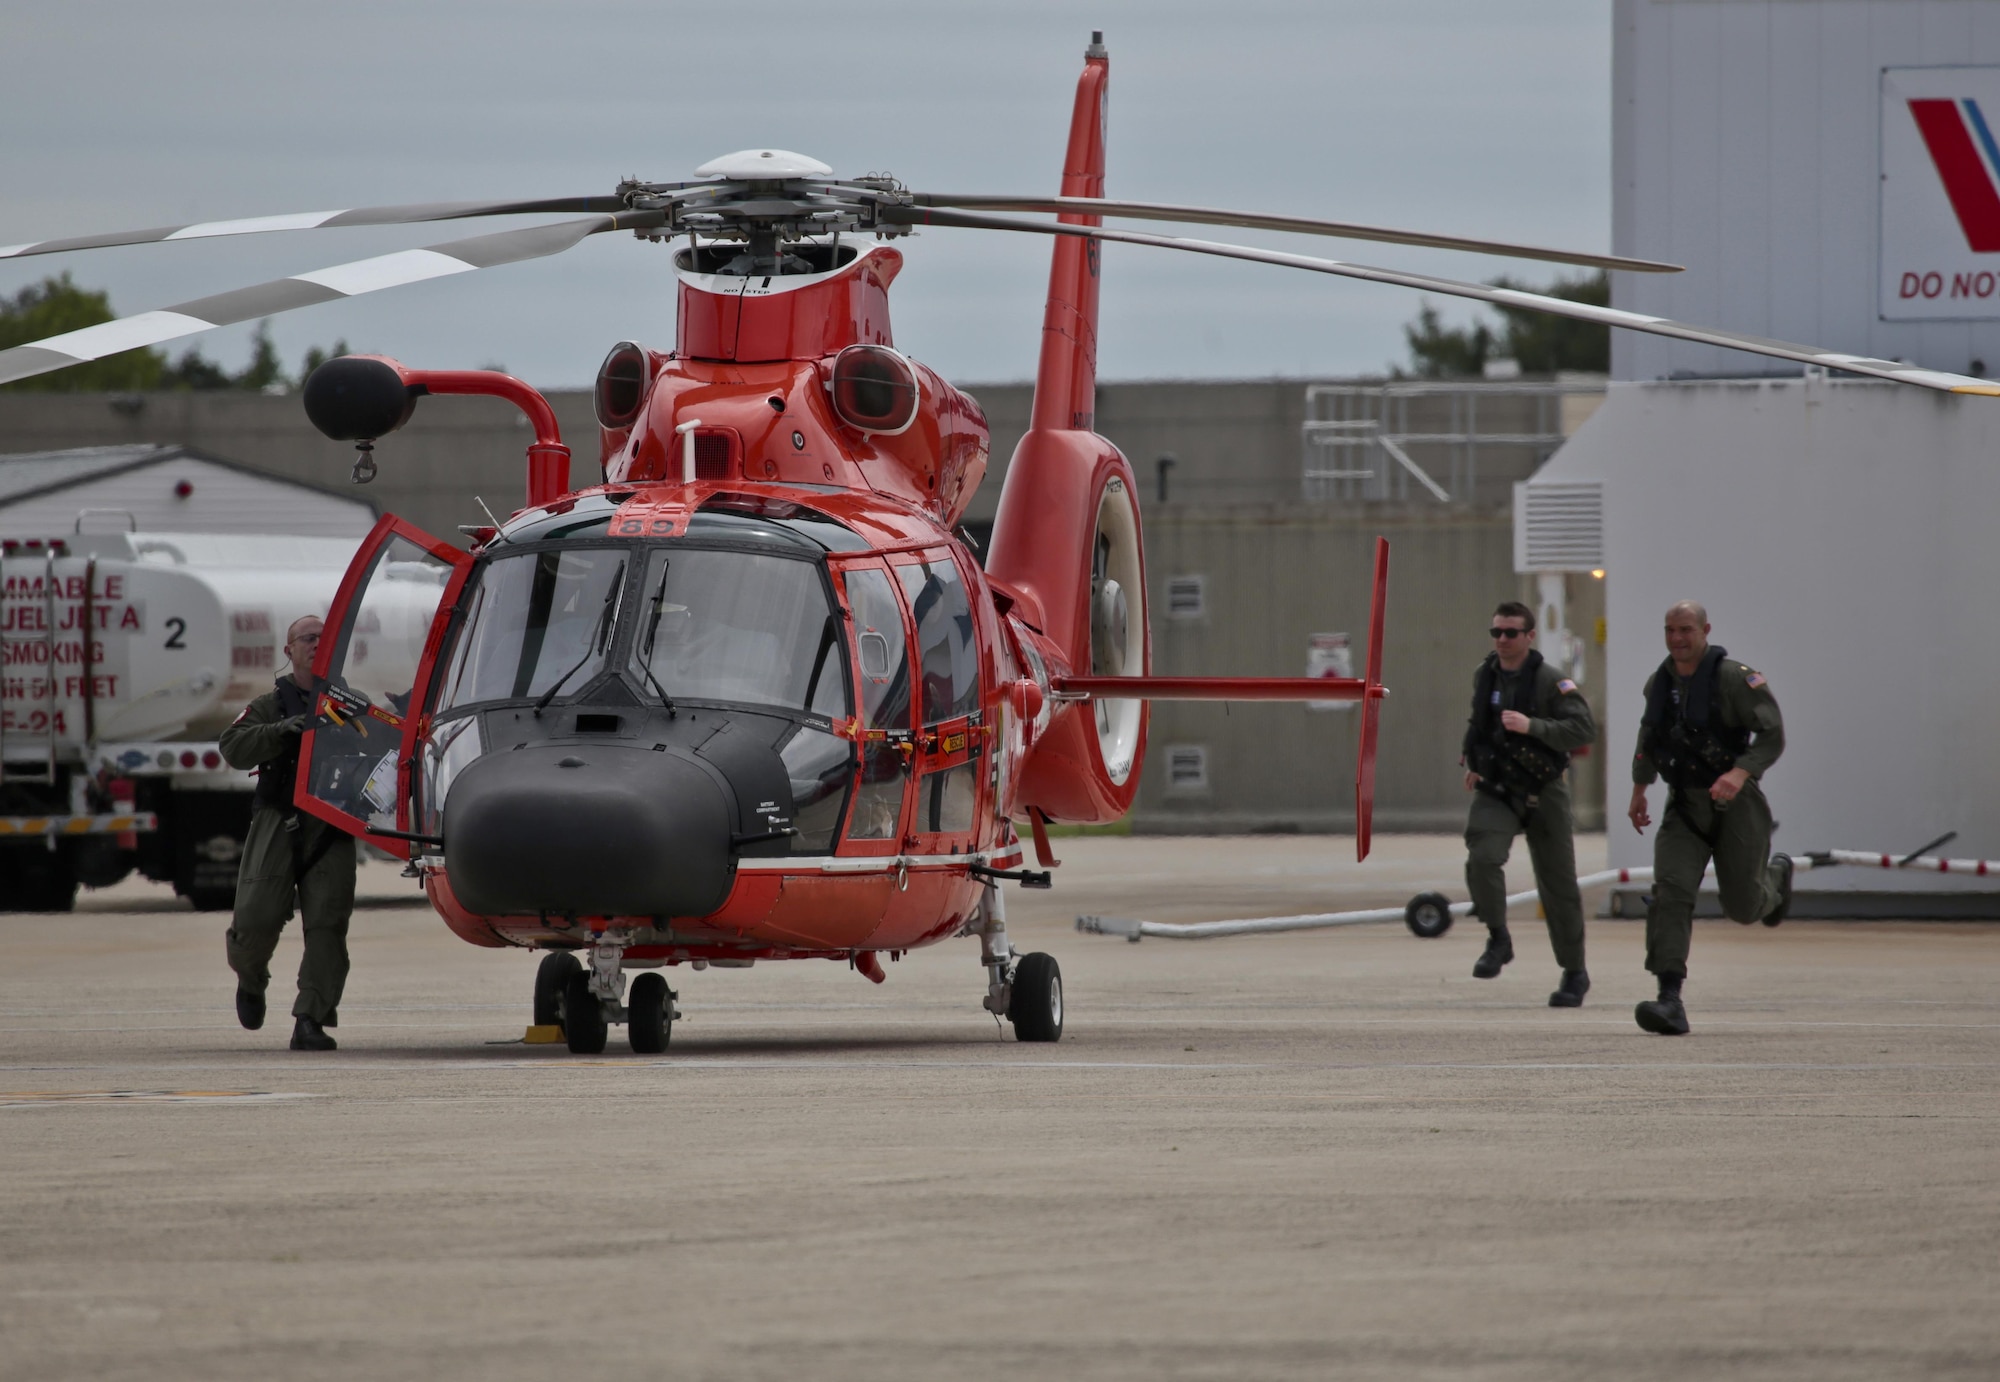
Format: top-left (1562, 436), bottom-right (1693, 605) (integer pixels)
top-left (1355, 537), bottom-right (1390, 861)
top-left (1030, 33), bottom-right (1110, 433)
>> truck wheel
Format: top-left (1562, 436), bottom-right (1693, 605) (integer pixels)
top-left (186, 886), bottom-right (236, 912)
top-left (4, 851), bottom-right (78, 913)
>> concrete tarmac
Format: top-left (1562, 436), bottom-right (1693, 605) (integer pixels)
top-left (2, 834), bottom-right (1996, 1381)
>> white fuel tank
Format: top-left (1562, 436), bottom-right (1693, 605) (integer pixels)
top-left (0, 531), bottom-right (365, 754)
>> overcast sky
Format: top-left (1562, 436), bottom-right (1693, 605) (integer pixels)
top-left (0, 0), bottom-right (1613, 388)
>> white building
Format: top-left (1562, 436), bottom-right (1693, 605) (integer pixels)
top-left (1525, 1), bottom-right (2000, 903)
top-left (0, 445), bottom-right (377, 539)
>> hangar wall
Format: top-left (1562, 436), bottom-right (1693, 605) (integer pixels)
top-left (1539, 377), bottom-right (2000, 887)
top-left (1612, 0), bottom-right (2000, 382)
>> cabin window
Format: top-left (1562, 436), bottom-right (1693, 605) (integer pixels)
top-left (842, 566), bottom-right (911, 840)
top-left (897, 556), bottom-right (979, 726)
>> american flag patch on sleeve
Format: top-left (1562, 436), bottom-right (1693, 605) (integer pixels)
top-left (1746, 672), bottom-right (1767, 689)
top-left (1557, 678), bottom-right (1578, 694)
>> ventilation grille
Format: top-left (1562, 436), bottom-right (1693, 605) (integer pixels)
top-left (1166, 574), bottom-right (1206, 619)
top-left (1166, 745), bottom-right (1209, 791)
top-left (1514, 480), bottom-right (1604, 572)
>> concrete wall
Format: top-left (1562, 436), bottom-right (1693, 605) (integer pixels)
top-left (1131, 506), bottom-right (1602, 834)
top-left (1538, 377), bottom-right (2000, 890)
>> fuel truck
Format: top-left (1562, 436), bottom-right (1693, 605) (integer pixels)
top-left (1, 531), bottom-right (363, 911)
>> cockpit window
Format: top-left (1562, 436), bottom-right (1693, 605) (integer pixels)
top-left (437, 547), bottom-right (627, 710)
top-left (630, 549), bottom-right (847, 716)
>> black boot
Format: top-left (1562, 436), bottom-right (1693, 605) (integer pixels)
top-left (1634, 976), bottom-right (1690, 1035)
top-left (290, 1016), bottom-right (338, 1051)
top-left (1762, 853), bottom-right (1794, 927)
top-left (235, 988), bottom-right (266, 1031)
top-left (1472, 929), bottom-right (1514, 979)
top-left (1548, 969), bottom-right (1590, 1008)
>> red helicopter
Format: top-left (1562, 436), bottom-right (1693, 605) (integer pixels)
top-left (5, 35), bottom-right (1990, 1052)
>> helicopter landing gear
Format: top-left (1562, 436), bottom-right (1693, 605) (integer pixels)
top-left (543, 935), bottom-right (679, 1055)
top-left (628, 972), bottom-right (675, 1054)
top-left (533, 951), bottom-right (581, 1027)
top-left (975, 880), bottom-right (1064, 1043)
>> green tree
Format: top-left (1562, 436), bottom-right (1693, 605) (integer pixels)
top-left (1401, 269), bottom-right (1609, 377)
top-left (1488, 270), bottom-right (1609, 374)
top-left (1403, 302), bottom-right (1495, 378)
top-left (0, 274), bottom-right (164, 392)
top-left (2, 275), bottom-right (347, 392)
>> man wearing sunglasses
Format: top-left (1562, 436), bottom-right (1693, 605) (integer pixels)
top-left (1461, 601), bottom-right (1597, 1005)
top-left (1627, 601), bottom-right (1791, 1036)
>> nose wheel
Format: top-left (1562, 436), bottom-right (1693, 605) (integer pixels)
top-left (1007, 952), bottom-right (1063, 1042)
top-left (533, 940), bottom-right (675, 1055)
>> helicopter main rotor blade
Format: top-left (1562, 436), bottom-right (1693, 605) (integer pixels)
top-left (897, 208), bottom-right (2000, 396)
top-left (905, 195), bottom-right (1681, 275)
top-left (0, 197), bottom-right (628, 262)
top-left (0, 210), bottom-right (662, 387)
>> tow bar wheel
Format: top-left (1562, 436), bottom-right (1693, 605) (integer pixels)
top-left (1405, 892), bottom-right (1454, 939)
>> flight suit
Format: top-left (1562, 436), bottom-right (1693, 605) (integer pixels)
top-left (218, 678), bottom-right (356, 1025)
top-left (1462, 655), bottom-right (1598, 971)
top-left (1632, 656), bottom-right (1786, 978)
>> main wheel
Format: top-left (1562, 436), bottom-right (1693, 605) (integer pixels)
top-left (1405, 891), bottom-right (1454, 938)
top-left (561, 969), bottom-right (608, 1054)
top-left (1008, 952), bottom-right (1063, 1042)
top-left (628, 972), bottom-right (672, 1054)
top-left (534, 951), bottom-right (582, 1027)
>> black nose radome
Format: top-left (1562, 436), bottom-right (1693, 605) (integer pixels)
top-left (443, 745), bottom-right (734, 918)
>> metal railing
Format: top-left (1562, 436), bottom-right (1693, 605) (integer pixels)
top-left (1303, 378), bottom-right (1604, 506)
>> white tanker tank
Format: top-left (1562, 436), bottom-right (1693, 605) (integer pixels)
top-left (1, 530), bottom-right (372, 911)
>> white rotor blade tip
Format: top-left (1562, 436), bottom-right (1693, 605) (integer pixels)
top-left (167, 211), bottom-right (346, 240)
top-left (293, 248), bottom-right (476, 297)
top-left (33, 310), bottom-right (216, 361)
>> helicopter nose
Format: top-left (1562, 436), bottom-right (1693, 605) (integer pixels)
top-left (442, 744), bottom-right (735, 919)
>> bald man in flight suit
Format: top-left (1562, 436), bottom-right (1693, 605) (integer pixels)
top-left (1627, 600), bottom-right (1792, 1036)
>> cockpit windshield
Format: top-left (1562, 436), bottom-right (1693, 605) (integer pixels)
top-left (631, 548), bottom-right (845, 716)
top-left (438, 547), bottom-right (627, 711)
top-left (432, 542), bottom-right (848, 721)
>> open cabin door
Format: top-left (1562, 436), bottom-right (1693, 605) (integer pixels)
top-left (296, 515), bottom-right (471, 857)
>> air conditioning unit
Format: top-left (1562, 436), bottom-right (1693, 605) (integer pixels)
top-left (1514, 479), bottom-right (1604, 572)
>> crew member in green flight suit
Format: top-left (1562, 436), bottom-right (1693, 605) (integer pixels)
top-left (218, 614), bottom-right (355, 1052)
top-left (1461, 600), bottom-right (1599, 1006)
top-left (1627, 600), bottom-right (1793, 1036)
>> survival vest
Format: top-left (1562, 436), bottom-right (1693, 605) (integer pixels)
top-left (1465, 649), bottom-right (1571, 812)
top-left (251, 676), bottom-right (314, 812)
top-left (1640, 646), bottom-right (1752, 791)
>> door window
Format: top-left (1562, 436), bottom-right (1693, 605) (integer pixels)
top-left (299, 521), bottom-right (466, 850)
